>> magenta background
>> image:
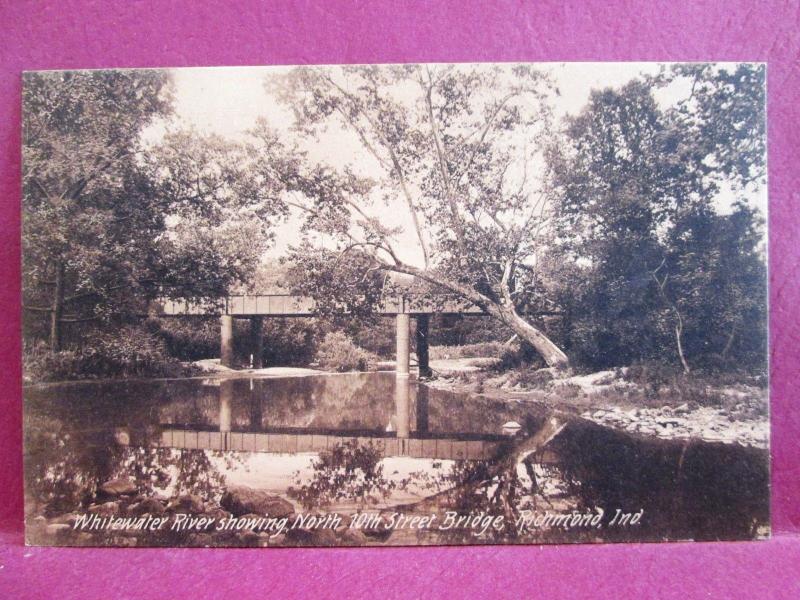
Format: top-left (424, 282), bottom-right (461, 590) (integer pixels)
top-left (1, 1), bottom-right (798, 597)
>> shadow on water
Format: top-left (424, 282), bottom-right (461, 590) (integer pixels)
top-left (550, 418), bottom-right (769, 541)
top-left (23, 372), bottom-right (768, 546)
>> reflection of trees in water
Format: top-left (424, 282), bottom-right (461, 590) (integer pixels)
top-left (154, 375), bottom-right (393, 432)
top-left (26, 375), bottom-right (769, 544)
top-left (290, 411), bottom-right (769, 544)
top-left (121, 446), bottom-right (231, 504)
top-left (286, 415), bottom-right (568, 543)
top-left (288, 440), bottom-right (398, 509)
top-left (25, 415), bottom-right (122, 516)
top-left (25, 413), bottom-right (241, 517)
top-left (395, 414), bottom-right (569, 543)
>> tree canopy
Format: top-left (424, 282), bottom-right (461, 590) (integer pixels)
top-left (276, 64), bottom-right (570, 366)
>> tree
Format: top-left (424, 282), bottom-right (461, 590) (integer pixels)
top-left (272, 64), bottom-right (569, 367)
top-left (22, 70), bottom-right (173, 351)
top-left (548, 65), bottom-right (766, 372)
top-left (148, 130), bottom-right (289, 301)
top-left (22, 70), bottom-right (289, 354)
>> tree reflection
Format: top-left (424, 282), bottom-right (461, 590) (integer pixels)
top-left (24, 413), bottom-right (240, 518)
top-left (288, 440), bottom-right (397, 509)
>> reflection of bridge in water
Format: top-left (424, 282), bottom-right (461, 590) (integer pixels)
top-left (151, 377), bottom-right (560, 463)
top-left (155, 294), bottom-right (487, 376)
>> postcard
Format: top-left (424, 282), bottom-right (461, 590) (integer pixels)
top-left (22, 62), bottom-right (769, 547)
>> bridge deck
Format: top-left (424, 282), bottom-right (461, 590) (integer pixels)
top-left (156, 294), bottom-right (485, 317)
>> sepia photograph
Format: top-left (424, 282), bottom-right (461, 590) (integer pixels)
top-left (22, 62), bottom-right (769, 548)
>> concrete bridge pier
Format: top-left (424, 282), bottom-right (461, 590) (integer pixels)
top-left (220, 315), bottom-right (234, 368)
top-left (416, 314), bottom-right (432, 377)
top-left (396, 313), bottom-right (410, 377)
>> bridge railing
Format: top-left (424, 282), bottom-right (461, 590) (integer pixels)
top-left (154, 294), bottom-right (485, 316)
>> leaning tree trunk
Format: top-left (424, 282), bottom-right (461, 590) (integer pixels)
top-left (491, 303), bottom-right (570, 369)
top-left (49, 261), bottom-right (65, 353)
top-left (385, 262), bottom-right (571, 369)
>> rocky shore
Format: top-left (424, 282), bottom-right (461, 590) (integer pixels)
top-left (428, 366), bottom-right (768, 449)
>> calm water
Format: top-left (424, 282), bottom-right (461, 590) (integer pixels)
top-left (23, 373), bottom-right (769, 547)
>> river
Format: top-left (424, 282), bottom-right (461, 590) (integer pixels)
top-left (23, 372), bottom-right (770, 547)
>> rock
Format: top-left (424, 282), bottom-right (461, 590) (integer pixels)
top-left (286, 527), bottom-right (338, 547)
top-left (339, 527), bottom-right (369, 546)
top-left (88, 501), bottom-right (119, 517)
top-left (130, 497), bottom-right (166, 516)
top-left (100, 478), bottom-right (137, 497)
top-left (113, 428), bottom-right (130, 445)
top-left (361, 515), bottom-right (393, 541)
top-left (169, 494), bottom-right (205, 514)
top-left (204, 507), bottom-right (232, 521)
top-left (45, 523), bottom-right (72, 537)
top-left (238, 513), bottom-right (265, 524)
top-left (53, 513), bottom-right (79, 526)
top-left (32, 515), bottom-right (47, 525)
top-left (220, 486), bottom-right (294, 518)
top-left (673, 403), bottom-right (690, 414)
top-left (75, 532), bottom-right (95, 545)
top-left (111, 536), bottom-right (137, 547)
top-left (237, 531), bottom-right (262, 546)
top-left (501, 421), bottom-right (522, 435)
top-left (187, 533), bottom-right (214, 547)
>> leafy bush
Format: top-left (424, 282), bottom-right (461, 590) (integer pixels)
top-left (24, 327), bottom-right (184, 382)
top-left (348, 317), bottom-right (396, 359)
top-left (146, 317), bottom-right (219, 361)
top-left (429, 341), bottom-right (505, 360)
top-left (554, 382), bottom-right (584, 400)
top-left (314, 331), bottom-right (376, 372)
top-left (622, 361), bottom-right (684, 395)
top-left (506, 365), bottom-right (556, 389)
top-left (150, 316), bottom-right (321, 367)
top-left (491, 342), bottom-right (547, 373)
top-left (262, 318), bottom-right (319, 366)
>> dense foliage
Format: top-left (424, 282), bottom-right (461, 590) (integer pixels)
top-left (314, 331), bottom-right (377, 372)
top-left (22, 64), bottom-right (767, 380)
top-left (548, 66), bottom-right (766, 373)
top-left (23, 328), bottom-right (183, 382)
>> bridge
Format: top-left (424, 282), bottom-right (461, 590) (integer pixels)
top-left (155, 294), bottom-right (487, 376)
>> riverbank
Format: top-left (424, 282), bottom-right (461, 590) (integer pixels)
top-left (426, 364), bottom-right (768, 449)
top-left (192, 358), bottom-right (324, 378)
